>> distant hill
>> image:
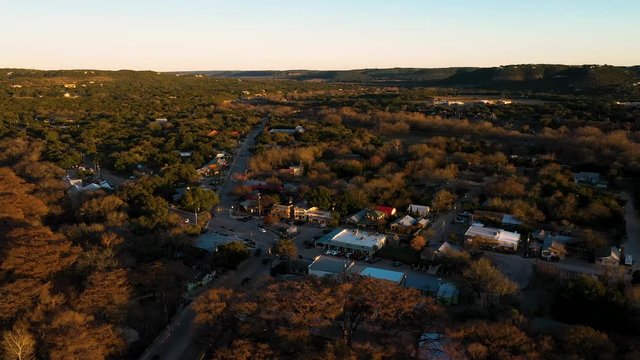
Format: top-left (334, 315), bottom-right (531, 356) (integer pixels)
top-left (182, 64), bottom-right (640, 93)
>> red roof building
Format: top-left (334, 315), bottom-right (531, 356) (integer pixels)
top-left (375, 205), bottom-right (397, 217)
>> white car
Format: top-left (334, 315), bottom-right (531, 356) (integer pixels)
top-left (324, 249), bottom-right (333, 255)
top-left (258, 227), bottom-right (267, 233)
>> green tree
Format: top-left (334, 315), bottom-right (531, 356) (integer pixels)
top-left (432, 189), bottom-right (455, 213)
top-left (213, 241), bottom-right (249, 270)
top-left (463, 258), bottom-right (518, 301)
top-left (273, 239), bottom-right (297, 259)
top-left (563, 325), bottom-right (616, 360)
top-left (181, 187), bottom-right (219, 212)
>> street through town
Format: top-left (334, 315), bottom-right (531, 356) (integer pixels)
top-left (139, 117), bottom-right (271, 360)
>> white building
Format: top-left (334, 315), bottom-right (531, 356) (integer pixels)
top-left (316, 228), bottom-right (387, 256)
top-left (407, 204), bottom-right (430, 217)
top-left (464, 225), bottom-right (520, 251)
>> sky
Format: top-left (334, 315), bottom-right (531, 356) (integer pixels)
top-left (1, 0), bottom-right (639, 71)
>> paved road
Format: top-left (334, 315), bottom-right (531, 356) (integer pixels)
top-left (139, 118), bottom-right (268, 360)
top-left (622, 192), bottom-right (640, 261)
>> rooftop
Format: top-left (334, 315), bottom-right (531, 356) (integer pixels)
top-left (308, 255), bottom-right (354, 275)
top-left (317, 228), bottom-right (386, 250)
top-left (465, 225), bottom-right (520, 246)
top-left (360, 267), bottom-right (405, 284)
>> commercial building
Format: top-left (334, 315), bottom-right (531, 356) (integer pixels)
top-left (464, 225), bottom-right (520, 251)
top-left (308, 255), bottom-right (354, 277)
top-left (360, 267), bottom-right (406, 285)
top-left (315, 228), bottom-right (387, 256)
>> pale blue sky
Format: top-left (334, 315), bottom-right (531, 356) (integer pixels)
top-left (1, 0), bottom-right (638, 70)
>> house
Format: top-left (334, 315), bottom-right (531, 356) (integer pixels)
top-left (63, 83), bottom-right (77, 89)
top-left (208, 129), bottom-right (219, 136)
top-left (179, 151), bottom-right (193, 158)
top-left (501, 214), bottom-right (522, 227)
top-left (573, 172), bottom-right (599, 185)
top-left (573, 172), bottom-right (608, 188)
top-left (541, 238), bottom-right (567, 260)
top-left (239, 199), bottom-right (258, 214)
top-left (435, 242), bottom-right (463, 259)
top-left (366, 209), bottom-right (387, 221)
top-left (436, 283), bottom-right (460, 305)
top-left (360, 267), bottom-right (406, 285)
top-left (154, 118), bottom-right (168, 124)
top-left (389, 215), bottom-right (418, 233)
top-left (346, 209), bottom-right (367, 225)
top-left (271, 204), bottom-right (293, 219)
top-left (315, 228), bottom-right (387, 256)
top-left (375, 205), bottom-right (396, 217)
top-left (308, 255), bottom-right (354, 277)
top-left (279, 165), bottom-right (304, 177)
top-left (596, 247), bottom-right (620, 266)
top-left (464, 225), bottom-right (520, 251)
top-left (407, 204), bottom-right (430, 217)
top-left (269, 125), bottom-right (305, 134)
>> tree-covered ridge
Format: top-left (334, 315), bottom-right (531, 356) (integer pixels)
top-left (188, 64), bottom-right (640, 96)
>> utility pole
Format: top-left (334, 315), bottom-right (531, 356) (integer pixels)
top-left (257, 192), bottom-right (262, 216)
top-left (441, 221), bottom-right (445, 243)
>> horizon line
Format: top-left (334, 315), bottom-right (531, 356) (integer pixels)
top-left (2, 63), bottom-right (640, 73)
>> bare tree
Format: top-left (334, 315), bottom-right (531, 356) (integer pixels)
top-left (2, 321), bottom-right (36, 360)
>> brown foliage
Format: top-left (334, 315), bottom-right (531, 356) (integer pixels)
top-left (75, 269), bottom-right (132, 322)
top-left (44, 311), bottom-right (125, 360)
top-left (2, 226), bottom-right (80, 280)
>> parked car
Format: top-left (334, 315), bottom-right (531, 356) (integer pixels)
top-left (258, 227), bottom-right (267, 233)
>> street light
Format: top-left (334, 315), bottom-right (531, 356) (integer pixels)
top-left (187, 186), bottom-right (198, 225)
top-left (257, 192), bottom-right (262, 217)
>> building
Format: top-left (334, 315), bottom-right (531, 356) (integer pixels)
top-left (194, 232), bottom-right (237, 253)
top-left (436, 283), bottom-right (460, 305)
top-left (63, 83), bottom-right (77, 89)
top-left (389, 215), bottom-right (427, 233)
top-left (308, 255), bottom-right (354, 277)
top-left (290, 204), bottom-right (332, 225)
top-left (239, 199), bottom-right (258, 214)
top-left (464, 225), bottom-right (520, 251)
top-left (435, 242), bottom-right (463, 259)
top-left (346, 209), bottom-right (367, 225)
top-left (360, 267), bottom-right (406, 285)
top-left (596, 247), bottom-right (620, 266)
top-left (269, 125), bottom-right (305, 134)
top-left (306, 209), bottom-right (333, 226)
top-left (407, 204), bottom-right (430, 217)
top-left (573, 172), bottom-right (607, 188)
top-left (375, 205), bottom-right (397, 217)
top-left (271, 204), bottom-right (293, 219)
top-left (316, 228), bottom-right (387, 256)
top-left (280, 165), bottom-right (304, 177)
